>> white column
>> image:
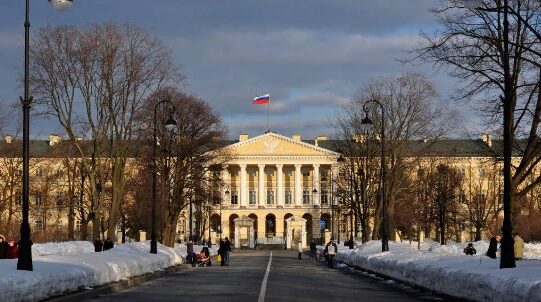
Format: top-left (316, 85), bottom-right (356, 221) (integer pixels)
top-left (221, 165), bottom-right (229, 204)
top-left (313, 164), bottom-right (320, 206)
top-left (294, 164), bottom-right (302, 207)
top-left (276, 164), bottom-right (283, 207)
top-left (240, 164), bottom-right (247, 207)
top-left (258, 164), bottom-right (266, 207)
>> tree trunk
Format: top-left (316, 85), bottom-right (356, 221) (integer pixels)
top-left (80, 218), bottom-right (89, 241)
top-left (67, 197), bottom-right (75, 240)
top-left (439, 207), bottom-right (446, 245)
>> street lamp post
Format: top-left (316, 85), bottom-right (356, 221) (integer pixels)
top-left (463, 0), bottom-right (515, 269)
top-left (151, 100), bottom-right (177, 254)
top-left (223, 190), bottom-right (229, 240)
top-left (360, 99), bottom-right (388, 252)
top-left (207, 202), bottom-right (212, 248)
top-left (18, 0), bottom-right (73, 272)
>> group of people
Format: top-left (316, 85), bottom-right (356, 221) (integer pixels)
top-left (93, 237), bottom-right (115, 252)
top-left (218, 237), bottom-right (232, 266)
top-left (464, 233), bottom-right (525, 260)
top-left (0, 235), bottom-right (18, 259)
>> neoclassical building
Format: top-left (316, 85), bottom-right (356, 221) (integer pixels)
top-left (211, 132), bottom-right (342, 248)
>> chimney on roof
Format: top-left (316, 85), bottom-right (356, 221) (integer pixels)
top-left (49, 134), bottom-right (62, 146)
top-left (314, 136), bottom-right (327, 146)
top-left (239, 133), bottom-right (249, 142)
top-left (481, 133), bottom-right (492, 147)
top-left (4, 135), bottom-right (12, 144)
top-left (292, 134), bottom-right (301, 142)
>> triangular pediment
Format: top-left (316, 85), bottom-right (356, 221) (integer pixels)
top-left (223, 132), bottom-right (339, 157)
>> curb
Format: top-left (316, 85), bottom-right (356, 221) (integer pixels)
top-left (46, 256), bottom-right (218, 302)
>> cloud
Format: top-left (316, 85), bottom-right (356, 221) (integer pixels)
top-left (204, 30), bottom-right (422, 65)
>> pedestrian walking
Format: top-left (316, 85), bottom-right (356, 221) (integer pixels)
top-left (224, 237), bottom-right (232, 266)
top-left (7, 240), bottom-right (19, 259)
top-left (463, 243), bottom-right (476, 256)
top-left (486, 236), bottom-right (498, 259)
top-left (219, 239), bottom-right (226, 266)
top-left (514, 233), bottom-right (525, 261)
top-left (309, 239), bottom-right (316, 261)
top-left (93, 237), bottom-right (103, 252)
top-left (297, 241), bottom-right (303, 260)
top-left (103, 238), bottom-right (114, 251)
top-left (187, 239), bottom-right (195, 267)
top-left (0, 235), bottom-right (8, 259)
top-left (324, 239), bottom-right (338, 269)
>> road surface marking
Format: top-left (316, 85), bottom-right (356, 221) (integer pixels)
top-left (258, 252), bottom-right (272, 302)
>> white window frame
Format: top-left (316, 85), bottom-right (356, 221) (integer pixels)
top-left (230, 190), bottom-right (239, 205)
top-left (302, 190), bottom-right (310, 204)
top-left (249, 190), bottom-right (257, 205)
top-left (285, 189), bottom-right (292, 205)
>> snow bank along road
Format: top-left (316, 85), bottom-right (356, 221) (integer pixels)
top-left (333, 240), bottom-right (541, 302)
top-left (87, 250), bottom-right (439, 302)
top-left (0, 241), bottom-right (216, 302)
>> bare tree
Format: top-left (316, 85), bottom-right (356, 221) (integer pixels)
top-left (415, 0), bottom-right (541, 223)
top-left (31, 23), bottom-right (180, 239)
top-left (138, 88), bottom-right (228, 247)
top-left (460, 160), bottom-right (503, 240)
top-left (348, 73), bottom-right (455, 240)
top-left (425, 164), bottom-right (463, 245)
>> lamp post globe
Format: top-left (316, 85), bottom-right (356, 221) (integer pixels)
top-left (48, 0), bottom-right (73, 12)
top-left (165, 115), bottom-right (177, 132)
top-left (359, 116), bottom-right (374, 135)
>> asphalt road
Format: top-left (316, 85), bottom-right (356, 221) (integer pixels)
top-left (87, 250), bottom-right (442, 302)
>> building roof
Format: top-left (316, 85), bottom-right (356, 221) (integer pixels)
top-left (0, 136), bottom-right (525, 158)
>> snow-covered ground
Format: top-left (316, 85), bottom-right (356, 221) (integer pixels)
top-left (328, 240), bottom-right (541, 302)
top-left (0, 241), bottom-right (217, 302)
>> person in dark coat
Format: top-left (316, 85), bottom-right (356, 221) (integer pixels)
top-left (187, 239), bottom-right (195, 267)
top-left (324, 239), bottom-right (338, 269)
top-left (0, 235), bottom-right (8, 259)
top-left (218, 239), bottom-right (226, 266)
top-left (93, 237), bottom-right (103, 252)
top-left (103, 238), bottom-right (114, 251)
top-left (486, 236), bottom-right (499, 259)
top-left (309, 239), bottom-right (317, 261)
top-left (463, 243), bottom-right (476, 256)
top-left (224, 237), bottom-right (232, 266)
top-left (7, 240), bottom-right (19, 259)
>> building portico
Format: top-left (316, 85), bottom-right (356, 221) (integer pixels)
top-left (208, 132), bottom-right (341, 248)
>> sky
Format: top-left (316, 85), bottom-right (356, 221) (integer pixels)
top-left (0, 0), bottom-right (478, 140)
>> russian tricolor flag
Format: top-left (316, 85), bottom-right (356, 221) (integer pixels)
top-left (252, 93), bottom-right (270, 105)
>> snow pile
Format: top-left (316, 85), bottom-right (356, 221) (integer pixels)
top-left (334, 240), bottom-right (541, 302)
top-left (0, 241), bottom-right (197, 302)
top-left (32, 241), bottom-right (94, 257)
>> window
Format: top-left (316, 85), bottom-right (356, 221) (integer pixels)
top-left (267, 170), bottom-right (274, 176)
top-left (249, 190), bottom-right (257, 205)
top-left (55, 192), bottom-right (64, 206)
top-left (35, 220), bottom-right (43, 231)
top-left (16, 169), bottom-right (22, 177)
top-left (248, 170), bottom-right (257, 177)
top-left (321, 170), bottom-right (328, 181)
top-left (35, 168), bottom-right (43, 177)
top-left (285, 171), bottom-right (292, 177)
top-left (230, 171), bottom-right (238, 177)
top-left (230, 191), bottom-right (239, 205)
top-left (479, 168), bottom-right (485, 177)
top-left (321, 189), bottom-right (329, 205)
top-left (267, 190), bottom-right (275, 205)
top-left (302, 170), bottom-right (310, 177)
top-left (302, 190), bottom-right (311, 204)
top-left (76, 220), bottom-right (82, 232)
top-left (35, 193), bottom-right (43, 206)
top-left (285, 189), bottom-right (292, 205)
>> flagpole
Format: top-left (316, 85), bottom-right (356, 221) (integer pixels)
top-left (267, 101), bottom-right (270, 132)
